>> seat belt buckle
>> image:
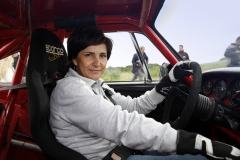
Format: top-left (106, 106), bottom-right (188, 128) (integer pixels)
top-left (111, 153), bottom-right (121, 160)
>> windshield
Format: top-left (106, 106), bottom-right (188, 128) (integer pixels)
top-left (155, 0), bottom-right (240, 72)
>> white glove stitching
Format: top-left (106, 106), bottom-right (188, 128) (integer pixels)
top-left (195, 134), bottom-right (214, 155)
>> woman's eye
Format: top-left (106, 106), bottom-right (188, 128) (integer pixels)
top-left (100, 54), bottom-right (107, 58)
top-left (85, 53), bottom-right (92, 57)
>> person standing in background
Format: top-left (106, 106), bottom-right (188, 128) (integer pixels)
top-left (178, 45), bottom-right (189, 60)
top-left (159, 62), bottom-right (168, 79)
top-left (224, 36), bottom-right (240, 67)
top-left (131, 46), bottom-right (149, 81)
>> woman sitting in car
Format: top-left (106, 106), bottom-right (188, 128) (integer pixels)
top-left (49, 27), bottom-right (240, 160)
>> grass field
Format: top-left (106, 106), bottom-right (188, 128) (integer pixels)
top-left (200, 58), bottom-right (228, 72)
top-left (102, 58), bottom-right (229, 81)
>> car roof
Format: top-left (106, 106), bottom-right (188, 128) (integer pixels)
top-left (0, 0), bottom-right (165, 59)
top-left (0, 0), bottom-right (164, 30)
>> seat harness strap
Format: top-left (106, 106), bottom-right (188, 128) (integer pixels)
top-left (103, 88), bottom-right (117, 105)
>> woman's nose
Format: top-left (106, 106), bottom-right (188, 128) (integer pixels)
top-left (92, 56), bottom-right (100, 66)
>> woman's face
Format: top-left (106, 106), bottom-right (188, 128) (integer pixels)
top-left (72, 44), bottom-right (108, 81)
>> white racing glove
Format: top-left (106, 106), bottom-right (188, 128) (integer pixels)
top-left (169, 61), bottom-right (193, 82)
top-left (177, 130), bottom-right (240, 159)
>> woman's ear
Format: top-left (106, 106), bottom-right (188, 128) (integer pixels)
top-left (72, 58), bottom-right (77, 66)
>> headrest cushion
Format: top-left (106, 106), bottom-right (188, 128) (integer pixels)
top-left (28, 28), bottom-right (68, 80)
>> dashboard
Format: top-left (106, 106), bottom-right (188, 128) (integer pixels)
top-left (201, 67), bottom-right (240, 108)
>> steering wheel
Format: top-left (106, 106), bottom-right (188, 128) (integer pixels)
top-left (162, 62), bottom-right (202, 129)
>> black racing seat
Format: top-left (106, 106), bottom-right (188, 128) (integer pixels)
top-left (26, 28), bottom-right (87, 160)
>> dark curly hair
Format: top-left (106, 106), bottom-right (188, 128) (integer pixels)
top-left (66, 27), bottom-right (113, 68)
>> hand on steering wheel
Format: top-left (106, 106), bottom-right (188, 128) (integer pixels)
top-left (155, 61), bottom-right (193, 97)
top-left (168, 61), bottom-right (193, 82)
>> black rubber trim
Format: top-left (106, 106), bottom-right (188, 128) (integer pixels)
top-left (54, 15), bottom-right (96, 30)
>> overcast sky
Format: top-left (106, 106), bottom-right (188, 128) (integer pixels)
top-left (156, 0), bottom-right (240, 64)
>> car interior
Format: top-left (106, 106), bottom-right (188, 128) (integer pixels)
top-left (0, 0), bottom-right (240, 159)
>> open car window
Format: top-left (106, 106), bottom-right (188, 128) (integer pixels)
top-left (103, 32), bottom-right (168, 82)
top-left (155, 0), bottom-right (240, 71)
top-left (135, 33), bottom-right (169, 81)
top-left (102, 32), bottom-right (136, 81)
